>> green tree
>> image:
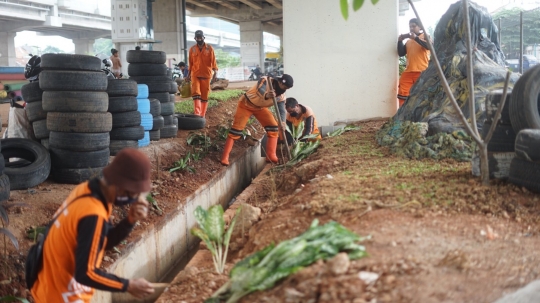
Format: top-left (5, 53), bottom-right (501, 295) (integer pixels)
top-left (492, 7), bottom-right (540, 57)
top-left (93, 38), bottom-right (114, 57)
top-left (42, 45), bottom-right (64, 54)
top-left (214, 49), bottom-right (241, 68)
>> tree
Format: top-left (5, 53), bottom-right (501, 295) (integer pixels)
top-left (93, 38), bottom-right (114, 57)
top-left (214, 49), bottom-right (241, 68)
top-left (492, 7), bottom-right (540, 57)
top-left (42, 46), bottom-right (64, 54)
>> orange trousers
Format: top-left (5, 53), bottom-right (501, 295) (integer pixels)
top-left (191, 77), bottom-right (211, 101)
top-left (397, 71), bottom-right (421, 107)
top-left (228, 98), bottom-right (279, 140)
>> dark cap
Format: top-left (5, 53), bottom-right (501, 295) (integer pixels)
top-left (103, 148), bottom-right (152, 193)
top-left (195, 30), bottom-right (204, 37)
top-left (279, 74), bottom-right (293, 88)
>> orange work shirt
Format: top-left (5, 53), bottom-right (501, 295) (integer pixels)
top-left (286, 104), bottom-right (321, 140)
top-left (188, 43), bottom-right (218, 79)
top-left (244, 76), bottom-right (286, 109)
top-left (404, 33), bottom-right (430, 72)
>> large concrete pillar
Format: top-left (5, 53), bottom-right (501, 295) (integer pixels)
top-left (0, 32), bottom-right (17, 66)
top-left (240, 21), bottom-right (265, 72)
top-left (73, 39), bottom-right (95, 55)
top-left (283, 0), bottom-right (398, 126)
top-left (153, 0), bottom-right (186, 66)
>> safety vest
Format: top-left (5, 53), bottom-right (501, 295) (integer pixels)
top-left (244, 76), bottom-right (285, 108)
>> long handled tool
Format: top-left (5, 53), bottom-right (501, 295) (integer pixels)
top-left (266, 79), bottom-right (292, 160)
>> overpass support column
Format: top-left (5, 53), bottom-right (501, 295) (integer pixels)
top-left (0, 32), bottom-right (17, 66)
top-left (73, 39), bottom-right (95, 55)
top-left (240, 21), bottom-right (265, 72)
top-left (153, 0), bottom-right (186, 64)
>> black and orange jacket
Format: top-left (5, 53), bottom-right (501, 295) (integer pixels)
top-left (31, 178), bottom-right (134, 303)
top-left (243, 76), bottom-right (285, 109)
top-left (397, 33), bottom-right (430, 72)
top-left (188, 43), bottom-right (218, 79)
top-left (286, 104), bottom-right (321, 140)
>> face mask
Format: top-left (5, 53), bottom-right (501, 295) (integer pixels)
top-left (115, 195), bottom-right (137, 206)
top-left (196, 40), bottom-right (204, 46)
top-left (289, 112), bottom-right (298, 117)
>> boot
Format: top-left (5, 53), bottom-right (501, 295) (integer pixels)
top-left (200, 101), bottom-right (208, 118)
top-left (220, 137), bottom-right (235, 166)
top-left (193, 99), bottom-right (202, 116)
top-left (265, 136), bottom-right (279, 163)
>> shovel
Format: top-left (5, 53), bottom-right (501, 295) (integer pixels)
top-left (266, 78), bottom-right (292, 160)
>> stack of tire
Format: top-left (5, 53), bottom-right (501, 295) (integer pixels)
top-left (136, 84), bottom-right (152, 147)
top-left (472, 89), bottom-right (515, 179)
top-left (127, 50), bottom-right (178, 139)
top-left (21, 82), bottom-right (48, 149)
top-left (136, 83), bottom-right (163, 142)
top-left (107, 79), bottom-right (142, 155)
top-left (39, 53), bottom-right (111, 184)
top-left (0, 137), bottom-right (9, 201)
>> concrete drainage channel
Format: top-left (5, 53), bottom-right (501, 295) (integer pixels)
top-left (92, 143), bottom-right (266, 303)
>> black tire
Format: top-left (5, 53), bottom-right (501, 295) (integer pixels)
top-left (160, 124), bottom-right (178, 138)
top-left (176, 113), bottom-right (206, 130)
top-left (0, 174), bottom-right (10, 202)
top-left (32, 119), bottom-right (49, 140)
top-left (21, 82), bottom-right (43, 103)
top-left (148, 92), bottom-right (170, 103)
top-left (110, 126), bottom-right (145, 140)
top-left (112, 111), bottom-right (141, 128)
top-left (1, 138), bottom-right (51, 190)
top-left (41, 53), bottom-right (102, 71)
top-left (0, 154), bottom-right (4, 172)
top-left (108, 96), bottom-right (138, 113)
top-left (110, 140), bottom-right (138, 156)
top-left (146, 81), bottom-right (173, 93)
top-left (163, 115), bottom-right (174, 125)
top-left (126, 50), bottom-right (166, 64)
top-left (149, 130), bottom-right (160, 141)
top-left (481, 122), bottom-right (516, 152)
top-left (485, 89), bottom-right (512, 124)
top-left (150, 99), bottom-right (161, 116)
top-left (49, 132), bottom-right (110, 152)
top-left (152, 116), bottom-right (164, 130)
top-left (107, 79), bottom-right (138, 97)
top-left (42, 91), bottom-right (109, 113)
top-left (39, 70), bottom-right (108, 91)
top-left (509, 65), bottom-right (540, 133)
top-left (130, 75), bottom-right (171, 83)
top-left (52, 167), bottom-right (104, 184)
top-left (169, 81), bottom-right (178, 94)
top-left (509, 157), bottom-right (540, 192)
top-left (41, 139), bottom-right (49, 150)
top-left (515, 129), bottom-right (540, 162)
top-left (47, 112), bottom-right (112, 133)
top-left (26, 102), bottom-right (47, 122)
top-left (128, 63), bottom-right (168, 77)
top-left (169, 94), bottom-right (175, 103)
top-left (161, 102), bottom-right (175, 116)
top-left (50, 147), bottom-right (110, 169)
top-left (173, 117), bottom-right (178, 126)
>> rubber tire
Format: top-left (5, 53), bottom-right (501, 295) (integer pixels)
top-left (26, 102), bottom-right (47, 122)
top-left (481, 122), bottom-right (516, 152)
top-left (137, 99), bottom-right (151, 114)
top-left (169, 81), bottom-right (178, 94)
top-left (0, 174), bottom-right (10, 202)
top-left (110, 140), bottom-right (138, 156)
top-left (130, 76), bottom-right (171, 83)
top-left (41, 139), bottom-right (49, 150)
top-left (485, 89), bottom-right (512, 125)
top-left (152, 116), bottom-right (164, 130)
top-left (32, 119), bottom-right (49, 140)
top-left (515, 129), bottom-right (540, 162)
top-left (43, 91), bottom-right (109, 113)
top-left (148, 92), bottom-right (170, 104)
top-left (161, 102), bottom-right (175, 116)
top-left (163, 115), bottom-right (174, 125)
top-left (107, 79), bottom-right (138, 97)
top-left (1, 138), bottom-right (51, 190)
top-left (176, 113), bottom-right (206, 130)
top-left (21, 82), bottom-right (43, 103)
top-left (49, 132), bottom-right (110, 152)
top-left (150, 99), bottom-right (161, 116)
top-left (47, 112), bottom-right (113, 133)
top-left (169, 94), bottom-right (175, 103)
top-left (509, 157), bottom-right (540, 192)
top-left (126, 50), bottom-right (167, 64)
top-left (173, 117), bottom-right (178, 126)
top-left (112, 111), bottom-right (141, 128)
top-left (50, 147), bottom-right (110, 169)
top-left (109, 126), bottom-right (145, 140)
top-left (149, 130), bottom-right (160, 141)
top-left (141, 113), bottom-right (153, 131)
top-left (128, 63), bottom-right (168, 77)
top-left (52, 167), bottom-right (104, 184)
top-left (108, 96), bottom-right (138, 113)
top-left (138, 131), bottom-right (150, 147)
top-left (0, 153), bottom-right (5, 172)
top-left (136, 84), bottom-right (149, 99)
top-left (160, 124), bottom-right (178, 138)
top-left (41, 53), bottom-right (102, 71)
top-left (509, 65), bottom-right (540, 133)
top-left (135, 81), bottom-right (172, 93)
top-left (40, 70), bottom-right (107, 91)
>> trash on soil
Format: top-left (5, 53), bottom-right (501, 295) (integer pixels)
top-left (358, 271), bottom-right (380, 284)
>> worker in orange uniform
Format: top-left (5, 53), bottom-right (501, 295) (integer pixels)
top-left (221, 74), bottom-right (294, 166)
top-left (31, 148), bottom-right (155, 303)
top-left (284, 97), bottom-right (321, 145)
top-left (185, 30), bottom-right (218, 118)
top-left (397, 18), bottom-right (430, 107)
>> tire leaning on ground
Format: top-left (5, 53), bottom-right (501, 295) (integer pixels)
top-left (40, 53), bottom-right (102, 71)
top-left (508, 157), bottom-right (540, 192)
top-left (0, 138), bottom-right (51, 190)
top-left (42, 91), bottom-right (109, 113)
top-left (509, 65), bottom-right (540, 133)
top-left (0, 174), bottom-right (10, 202)
top-left (481, 122), bottom-right (516, 152)
top-left (515, 129), bottom-right (540, 162)
top-left (39, 70), bottom-right (108, 91)
top-left (176, 113), bottom-right (206, 130)
top-left (47, 112), bottom-right (113, 133)
top-left (49, 132), bottom-right (110, 152)
top-left (126, 50), bottom-right (167, 64)
top-left (21, 82), bottom-right (43, 103)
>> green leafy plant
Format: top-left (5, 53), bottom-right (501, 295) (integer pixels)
top-left (146, 193), bottom-right (163, 216)
top-left (327, 125), bottom-right (361, 138)
top-left (216, 125), bottom-right (230, 141)
top-left (169, 152), bottom-right (196, 173)
top-left (206, 219), bottom-right (368, 302)
top-left (0, 296), bottom-right (30, 303)
top-left (175, 90), bottom-right (244, 114)
top-left (191, 205), bottom-right (241, 274)
top-left (285, 122), bottom-right (321, 166)
top-left (0, 204), bottom-right (19, 255)
top-left (340, 0), bottom-right (380, 20)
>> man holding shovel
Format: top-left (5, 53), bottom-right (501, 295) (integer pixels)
top-left (220, 74), bottom-right (294, 166)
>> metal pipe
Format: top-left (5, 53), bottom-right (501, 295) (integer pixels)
top-left (182, 0), bottom-right (188, 62)
top-left (497, 18), bottom-right (501, 48)
top-left (0, 1), bottom-right (50, 11)
top-left (519, 11), bottom-right (523, 74)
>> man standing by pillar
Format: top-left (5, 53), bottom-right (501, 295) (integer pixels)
top-left (185, 30), bottom-right (218, 118)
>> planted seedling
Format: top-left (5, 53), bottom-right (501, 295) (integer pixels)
top-left (169, 152), bottom-right (196, 173)
top-left (284, 122), bottom-right (321, 166)
top-left (146, 193), bottom-right (163, 216)
top-left (327, 125), bottom-right (360, 138)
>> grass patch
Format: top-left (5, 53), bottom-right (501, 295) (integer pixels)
top-left (174, 89), bottom-right (244, 114)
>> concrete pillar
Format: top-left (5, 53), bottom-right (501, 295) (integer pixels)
top-left (0, 32), bottom-right (17, 66)
top-left (283, 0), bottom-right (398, 126)
top-left (240, 21), bottom-right (264, 72)
top-left (152, 0), bottom-right (186, 65)
top-left (73, 39), bottom-right (95, 55)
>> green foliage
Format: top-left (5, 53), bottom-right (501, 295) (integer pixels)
top-left (399, 56), bottom-right (407, 76)
top-left (341, 0), bottom-right (379, 20)
top-left (0, 296), bottom-right (30, 303)
top-left (26, 226), bottom-right (46, 242)
top-left (191, 205), bottom-right (241, 274)
top-left (175, 90), bottom-right (244, 114)
top-left (146, 193), bottom-right (163, 215)
top-left (284, 122), bottom-right (321, 166)
top-left (327, 125), bottom-right (361, 137)
top-left (169, 152), bottom-right (196, 173)
top-left (216, 125), bottom-right (230, 141)
top-left (215, 49), bottom-right (241, 68)
top-left (205, 219), bottom-right (368, 302)
top-left (42, 46), bottom-right (65, 54)
top-left (492, 7), bottom-right (540, 56)
top-left (0, 204), bottom-right (19, 253)
top-left (93, 38), bottom-right (114, 57)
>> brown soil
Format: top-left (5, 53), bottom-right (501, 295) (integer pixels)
top-left (158, 121), bottom-right (540, 303)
